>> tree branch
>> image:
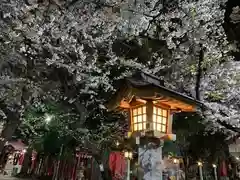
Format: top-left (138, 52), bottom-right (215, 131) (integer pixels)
top-left (216, 119), bottom-right (240, 134)
top-left (195, 43), bottom-right (204, 100)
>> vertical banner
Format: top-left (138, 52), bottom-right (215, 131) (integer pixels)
top-left (109, 152), bottom-right (126, 180)
top-left (139, 145), bottom-right (164, 180)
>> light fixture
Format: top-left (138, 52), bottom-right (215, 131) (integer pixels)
top-left (212, 164), bottom-right (216, 168)
top-left (152, 106), bottom-right (168, 133)
top-left (236, 157), bottom-right (239, 160)
top-left (197, 161), bottom-right (203, 166)
top-left (129, 152), bottom-right (133, 159)
top-left (132, 106), bottom-right (147, 131)
top-left (173, 158), bottom-right (178, 164)
top-left (45, 113), bottom-right (53, 123)
top-left (131, 105), bottom-right (168, 133)
top-left (22, 149), bottom-right (27, 154)
top-left (116, 141), bottom-right (119, 146)
top-left (124, 151), bottom-right (133, 159)
top-left (8, 155), bottom-right (13, 159)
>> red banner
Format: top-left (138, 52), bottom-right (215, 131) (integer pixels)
top-left (109, 152), bottom-right (126, 180)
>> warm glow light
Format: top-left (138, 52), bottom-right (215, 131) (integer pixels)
top-left (173, 158), bottom-right (178, 164)
top-left (22, 149), bottom-right (27, 154)
top-left (212, 164), bottom-right (216, 168)
top-left (236, 157), bottom-right (239, 160)
top-left (116, 141), bottom-right (119, 146)
top-left (124, 151), bottom-right (132, 159)
top-left (152, 106), bottom-right (168, 133)
top-left (197, 162), bottom-right (203, 166)
top-left (129, 152), bottom-right (133, 159)
top-left (131, 105), bottom-right (168, 133)
top-left (8, 155), bottom-right (13, 159)
top-left (132, 106), bottom-right (147, 131)
top-left (143, 106), bottom-right (146, 113)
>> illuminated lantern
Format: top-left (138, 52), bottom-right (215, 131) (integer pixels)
top-left (107, 71), bottom-right (202, 180)
top-left (107, 71), bottom-right (201, 140)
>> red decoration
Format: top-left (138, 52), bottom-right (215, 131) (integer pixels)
top-left (220, 160), bottom-right (228, 176)
top-left (109, 152), bottom-right (126, 180)
top-left (18, 153), bottom-right (25, 165)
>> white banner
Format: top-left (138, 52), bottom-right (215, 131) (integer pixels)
top-left (139, 145), bottom-right (163, 180)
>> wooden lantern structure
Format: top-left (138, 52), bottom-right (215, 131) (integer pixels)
top-left (107, 71), bottom-right (202, 140)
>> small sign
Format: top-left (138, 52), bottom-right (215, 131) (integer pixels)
top-left (99, 164), bottom-right (104, 172)
top-left (136, 137), bottom-right (140, 145)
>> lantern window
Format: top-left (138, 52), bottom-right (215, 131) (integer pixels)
top-left (153, 106), bottom-right (168, 133)
top-left (132, 106), bottom-right (146, 131)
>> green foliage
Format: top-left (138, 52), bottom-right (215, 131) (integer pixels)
top-left (205, 92), bottom-right (224, 102)
top-left (18, 99), bottom-right (126, 158)
top-left (172, 112), bottom-right (228, 165)
top-left (19, 101), bottom-right (83, 155)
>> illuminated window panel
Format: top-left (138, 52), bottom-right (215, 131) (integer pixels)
top-left (143, 114), bottom-right (146, 122)
top-left (137, 107), bottom-right (142, 114)
top-left (132, 106), bottom-right (147, 131)
top-left (133, 116), bottom-right (137, 123)
top-left (162, 117), bottom-right (167, 124)
top-left (163, 110), bottom-right (167, 117)
top-left (133, 109), bottom-right (137, 116)
top-left (157, 108), bottom-right (162, 116)
top-left (153, 123), bottom-right (156, 130)
top-left (134, 124), bottom-right (138, 131)
top-left (153, 115), bottom-right (156, 122)
top-left (143, 106), bottom-right (146, 113)
top-left (153, 106), bottom-right (157, 114)
top-left (152, 106), bottom-right (168, 133)
top-left (162, 125), bottom-right (166, 132)
top-left (143, 122), bottom-right (146, 129)
top-left (138, 115), bottom-right (142, 123)
top-left (157, 116), bottom-right (162, 123)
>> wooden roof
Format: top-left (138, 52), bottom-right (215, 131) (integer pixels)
top-left (107, 71), bottom-right (202, 112)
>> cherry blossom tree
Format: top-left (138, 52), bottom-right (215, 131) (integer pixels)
top-left (1, 0), bottom-right (240, 155)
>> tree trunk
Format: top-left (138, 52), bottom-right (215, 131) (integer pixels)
top-left (195, 43), bottom-right (204, 101)
top-left (183, 156), bottom-right (189, 180)
top-left (0, 119), bottom-right (21, 153)
top-left (83, 140), bottom-right (112, 180)
top-left (94, 154), bottom-right (112, 180)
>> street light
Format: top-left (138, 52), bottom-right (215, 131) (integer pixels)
top-left (173, 158), bottom-right (178, 164)
top-left (124, 151), bottom-right (133, 159)
top-left (45, 113), bottom-right (53, 123)
top-left (124, 151), bottom-right (132, 180)
top-left (197, 161), bottom-right (203, 180)
top-left (212, 164), bottom-right (218, 180)
top-left (173, 158), bottom-right (179, 180)
top-left (197, 161), bottom-right (203, 166)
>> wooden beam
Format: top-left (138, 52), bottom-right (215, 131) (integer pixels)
top-left (153, 101), bottom-right (171, 109)
top-left (135, 98), bottom-right (147, 104)
top-left (119, 100), bottom-right (131, 108)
